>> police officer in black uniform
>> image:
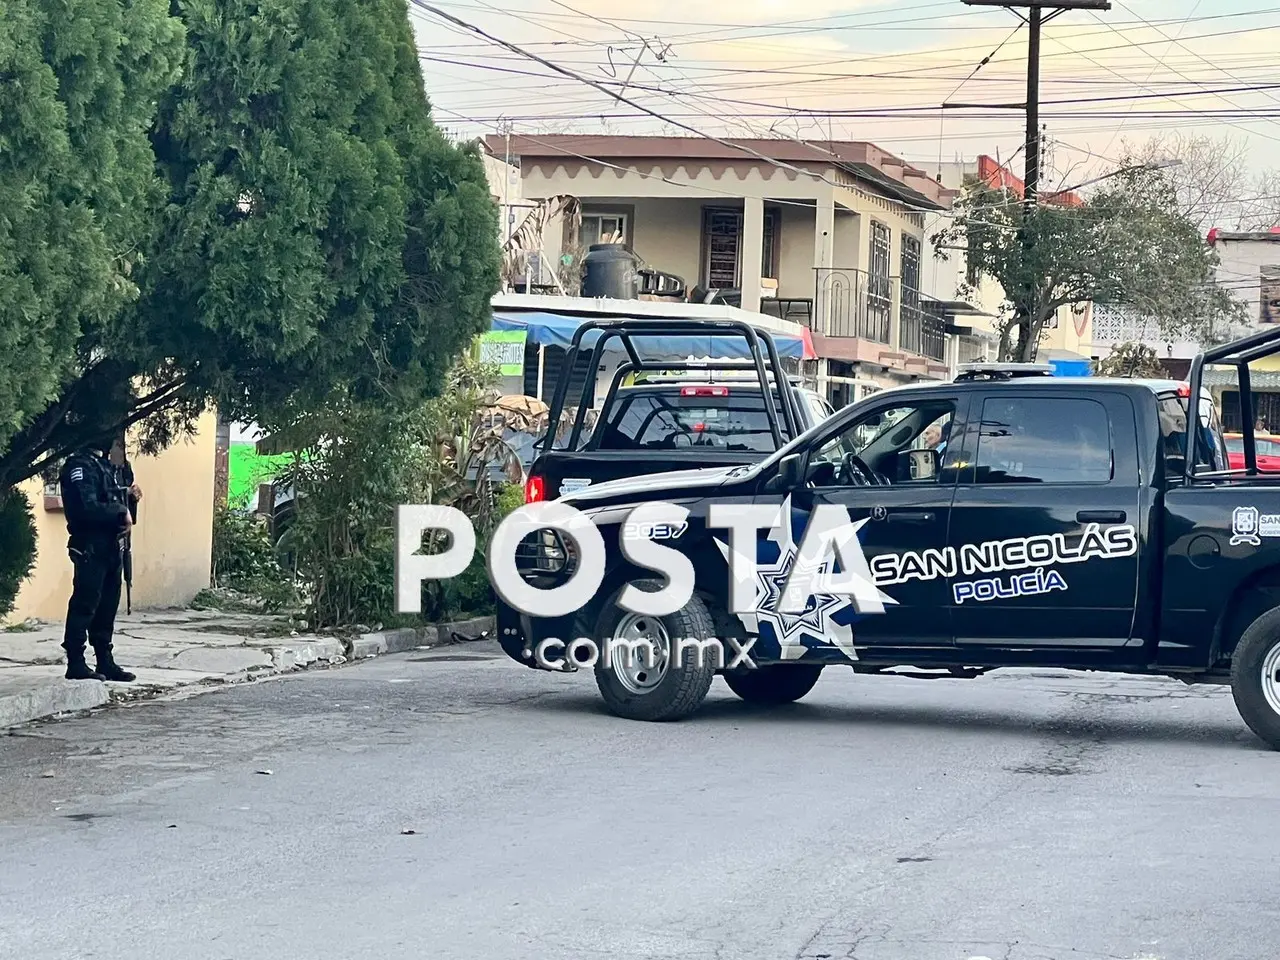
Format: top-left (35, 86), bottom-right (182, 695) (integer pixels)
top-left (58, 435), bottom-right (140, 682)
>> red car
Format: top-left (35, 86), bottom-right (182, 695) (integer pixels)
top-left (1224, 432), bottom-right (1280, 471)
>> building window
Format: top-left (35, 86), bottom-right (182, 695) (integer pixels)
top-left (901, 235), bottom-right (921, 294)
top-left (867, 221), bottom-right (892, 337)
top-left (701, 207), bottom-right (779, 289)
top-left (580, 212), bottom-right (629, 248)
top-left (869, 221), bottom-right (891, 292)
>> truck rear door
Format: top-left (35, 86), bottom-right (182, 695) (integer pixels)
top-left (946, 389), bottom-right (1143, 648)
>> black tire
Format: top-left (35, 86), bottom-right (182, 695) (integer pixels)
top-left (593, 580), bottom-right (717, 722)
top-left (723, 664), bottom-right (824, 705)
top-left (1230, 607), bottom-right (1280, 750)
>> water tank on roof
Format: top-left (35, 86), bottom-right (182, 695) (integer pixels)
top-left (581, 243), bottom-right (641, 299)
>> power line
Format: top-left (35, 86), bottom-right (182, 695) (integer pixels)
top-left (1043, 23), bottom-right (1280, 145)
top-left (409, 0), bottom-right (937, 206)
top-left (1111, 0), bottom-right (1280, 113)
top-left (418, 50), bottom-right (1280, 118)
top-left (1096, 0), bottom-right (1203, 158)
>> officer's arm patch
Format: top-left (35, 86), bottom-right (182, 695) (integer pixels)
top-left (69, 467), bottom-right (84, 482)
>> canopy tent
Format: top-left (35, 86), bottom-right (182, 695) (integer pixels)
top-left (491, 310), bottom-right (816, 360)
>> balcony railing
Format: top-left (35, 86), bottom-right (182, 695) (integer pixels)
top-left (813, 268), bottom-right (947, 361)
top-left (813, 267), bottom-right (891, 342)
top-left (899, 291), bottom-right (947, 362)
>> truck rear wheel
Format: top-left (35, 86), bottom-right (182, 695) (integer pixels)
top-left (723, 664), bottom-right (824, 705)
top-left (1230, 607), bottom-right (1280, 750)
top-left (593, 581), bottom-right (717, 722)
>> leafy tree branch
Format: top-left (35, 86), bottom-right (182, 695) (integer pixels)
top-left (932, 163), bottom-right (1247, 362)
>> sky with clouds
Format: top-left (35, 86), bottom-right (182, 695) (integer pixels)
top-left (410, 0), bottom-right (1280, 191)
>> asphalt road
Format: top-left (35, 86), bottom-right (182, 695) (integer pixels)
top-left (1, 644), bottom-right (1277, 960)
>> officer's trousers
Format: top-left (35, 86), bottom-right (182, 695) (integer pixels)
top-left (63, 539), bottom-right (123, 659)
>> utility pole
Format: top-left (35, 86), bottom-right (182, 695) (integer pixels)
top-left (959, 0), bottom-right (1110, 358)
top-left (960, 0), bottom-right (1110, 211)
top-left (1024, 4), bottom-right (1041, 209)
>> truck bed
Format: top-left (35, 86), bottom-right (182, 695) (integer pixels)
top-left (529, 448), bottom-right (769, 500)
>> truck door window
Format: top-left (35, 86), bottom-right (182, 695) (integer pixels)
top-left (973, 397), bottom-right (1111, 484)
top-left (809, 401), bottom-right (956, 487)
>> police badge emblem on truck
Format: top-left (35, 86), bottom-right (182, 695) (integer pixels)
top-left (1231, 506), bottom-right (1262, 547)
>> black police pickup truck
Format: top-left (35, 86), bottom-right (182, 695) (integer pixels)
top-left (496, 324), bottom-right (1280, 750)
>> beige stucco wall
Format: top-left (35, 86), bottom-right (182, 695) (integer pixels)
top-left (624, 198), bottom-right (702, 280)
top-left (8, 410), bottom-right (217, 623)
top-left (1215, 236), bottom-right (1280, 323)
top-left (834, 211), bottom-right (861, 272)
top-left (1041, 302), bottom-right (1094, 357)
top-left (776, 204), bottom-right (817, 300)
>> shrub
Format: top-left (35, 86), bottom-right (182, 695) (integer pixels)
top-left (211, 505), bottom-right (297, 611)
top-left (0, 488), bottom-right (38, 620)
top-left (285, 353), bottom-right (529, 628)
top-left (427, 481), bottom-right (524, 620)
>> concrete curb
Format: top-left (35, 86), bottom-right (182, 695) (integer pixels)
top-left (0, 675), bottom-right (111, 729)
top-left (347, 616), bottom-right (495, 659)
top-left (347, 627), bottom-right (434, 660)
top-left (270, 636), bottom-right (348, 670)
top-left (1, 615), bottom-right (496, 730)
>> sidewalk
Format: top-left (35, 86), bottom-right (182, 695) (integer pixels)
top-left (0, 609), bottom-right (494, 728)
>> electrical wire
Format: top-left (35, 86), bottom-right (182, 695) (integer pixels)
top-left (1044, 24), bottom-right (1280, 146)
top-left (410, 0), bottom-right (933, 204)
top-left (415, 2), bottom-right (1280, 181)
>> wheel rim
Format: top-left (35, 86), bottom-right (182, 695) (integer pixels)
top-left (610, 613), bottom-right (671, 695)
top-left (1263, 640), bottom-right (1280, 717)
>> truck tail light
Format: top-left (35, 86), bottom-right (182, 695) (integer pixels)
top-left (680, 386), bottom-right (729, 397)
top-left (524, 474), bottom-right (545, 503)
top-left (1176, 382), bottom-right (1191, 398)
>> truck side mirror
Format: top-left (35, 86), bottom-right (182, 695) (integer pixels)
top-left (896, 449), bottom-right (939, 482)
top-left (776, 453), bottom-right (804, 490)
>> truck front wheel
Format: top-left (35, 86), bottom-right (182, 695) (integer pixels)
top-left (1230, 607), bottom-right (1280, 750)
top-left (723, 664), bottom-right (824, 705)
top-left (592, 581), bottom-right (717, 722)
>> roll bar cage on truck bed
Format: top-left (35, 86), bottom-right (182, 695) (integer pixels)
top-left (543, 317), bottom-right (804, 452)
top-left (524, 318), bottom-right (811, 502)
top-left (1186, 323), bottom-right (1280, 481)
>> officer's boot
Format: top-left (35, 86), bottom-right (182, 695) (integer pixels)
top-left (64, 644), bottom-right (104, 682)
top-left (93, 646), bottom-right (136, 683)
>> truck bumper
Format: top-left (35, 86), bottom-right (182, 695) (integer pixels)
top-left (495, 602), bottom-right (582, 671)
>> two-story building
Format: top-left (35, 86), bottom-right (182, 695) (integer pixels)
top-left (484, 135), bottom-right (962, 405)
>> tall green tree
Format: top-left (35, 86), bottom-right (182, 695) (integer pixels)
top-left (0, 0), bottom-right (185, 471)
top-left (0, 0), bottom-right (501, 488)
top-left (932, 163), bottom-right (1246, 362)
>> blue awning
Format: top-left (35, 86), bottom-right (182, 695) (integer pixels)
top-left (491, 310), bottom-right (809, 360)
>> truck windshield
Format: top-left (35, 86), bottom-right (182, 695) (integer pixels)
top-left (590, 389), bottom-right (781, 452)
